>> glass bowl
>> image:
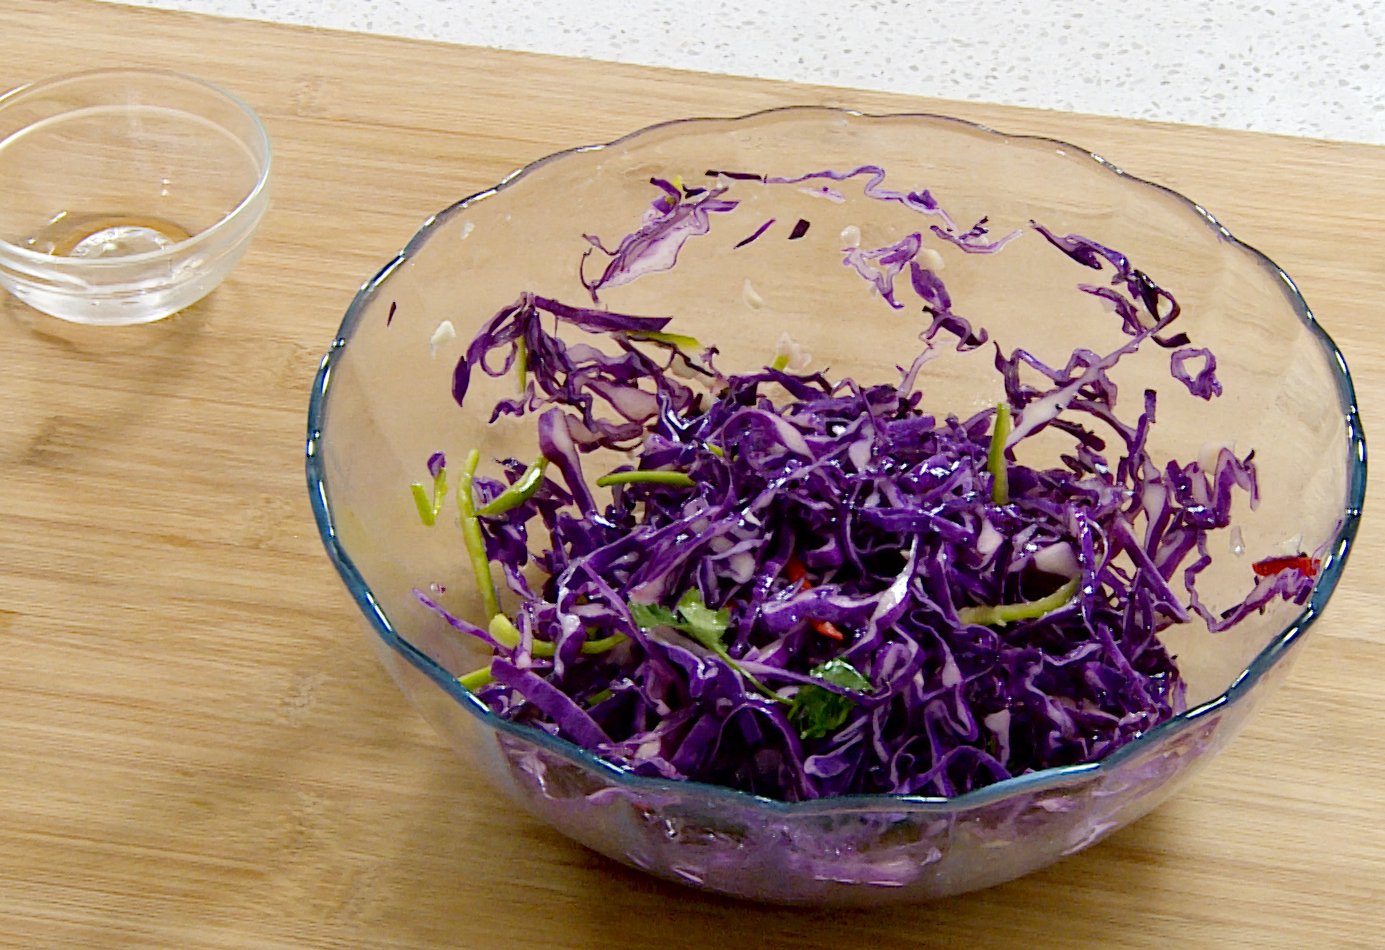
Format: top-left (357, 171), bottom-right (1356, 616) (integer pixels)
top-left (306, 107), bottom-right (1364, 904)
top-left (0, 68), bottom-right (271, 325)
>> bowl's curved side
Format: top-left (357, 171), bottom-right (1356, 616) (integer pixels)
top-left (306, 106), bottom-right (1364, 902)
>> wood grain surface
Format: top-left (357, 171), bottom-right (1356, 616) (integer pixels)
top-left (1, 2), bottom-right (1381, 947)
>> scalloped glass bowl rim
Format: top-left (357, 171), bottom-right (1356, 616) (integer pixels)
top-left (306, 106), bottom-right (1365, 816)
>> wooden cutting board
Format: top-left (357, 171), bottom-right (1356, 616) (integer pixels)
top-left (1, 2), bottom-right (1381, 947)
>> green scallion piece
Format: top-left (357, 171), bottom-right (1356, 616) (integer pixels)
top-left (458, 449), bottom-right (501, 620)
top-left (411, 482), bottom-right (437, 526)
top-left (490, 613), bottom-right (627, 658)
top-left (459, 665), bottom-right (495, 691)
top-left (515, 335), bottom-right (528, 394)
top-left (578, 633), bottom-right (629, 655)
top-left (595, 470), bottom-right (696, 489)
top-left (488, 614), bottom-right (521, 649)
top-left (626, 330), bottom-right (703, 350)
top-left (957, 577), bottom-right (1081, 627)
top-left (531, 632), bottom-right (629, 658)
top-left (476, 456), bottom-right (549, 516)
top-left (988, 401), bottom-right (1012, 505)
top-left (769, 354), bottom-right (791, 372)
top-left (411, 467), bottom-right (448, 526)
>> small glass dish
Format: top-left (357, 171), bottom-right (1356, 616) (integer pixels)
top-left (0, 68), bottom-right (271, 325)
top-left (307, 108), bottom-right (1364, 904)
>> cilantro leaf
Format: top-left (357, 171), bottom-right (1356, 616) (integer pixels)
top-left (628, 591), bottom-right (788, 705)
top-left (628, 591), bottom-right (730, 651)
top-left (790, 658), bottom-right (872, 740)
top-left (628, 601), bottom-right (681, 631)
top-left (675, 588), bottom-right (731, 650)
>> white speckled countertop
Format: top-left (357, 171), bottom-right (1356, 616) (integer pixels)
top-left (103, 0), bottom-right (1384, 145)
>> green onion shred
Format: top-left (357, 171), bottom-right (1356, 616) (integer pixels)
top-left (476, 457), bottom-right (549, 516)
top-left (458, 449), bottom-right (501, 620)
top-left (595, 470), bottom-right (695, 489)
top-left (957, 577), bottom-right (1081, 627)
top-left (988, 401), bottom-right (1012, 505)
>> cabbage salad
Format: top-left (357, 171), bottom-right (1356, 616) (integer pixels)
top-left (408, 168), bottom-right (1318, 801)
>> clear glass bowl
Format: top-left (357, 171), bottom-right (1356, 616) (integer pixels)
top-left (306, 108), bottom-right (1364, 904)
top-left (0, 68), bottom-right (271, 325)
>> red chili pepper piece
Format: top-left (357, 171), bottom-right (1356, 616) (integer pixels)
top-left (782, 557), bottom-right (846, 640)
top-left (1251, 555), bottom-right (1320, 578)
top-left (813, 620), bottom-right (846, 641)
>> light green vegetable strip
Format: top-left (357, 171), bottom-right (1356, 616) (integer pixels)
top-left (957, 577), bottom-right (1081, 627)
top-left (490, 614), bottom-right (626, 657)
top-left (770, 354), bottom-right (791, 372)
top-left (595, 470), bottom-right (696, 489)
top-left (988, 401), bottom-right (1012, 505)
top-left (488, 614), bottom-right (521, 648)
top-left (411, 468), bottom-right (449, 526)
top-left (581, 633), bottom-right (629, 654)
top-left (706, 443), bottom-right (724, 458)
top-left (459, 665), bottom-right (495, 691)
top-left (458, 449), bottom-right (501, 620)
top-left (515, 335), bottom-right (528, 394)
top-left (585, 688), bottom-right (614, 707)
top-left (476, 456), bottom-right (549, 516)
top-left (411, 483), bottom-right (437, 526)
top-left (626, 329), bottom-right (703, 350)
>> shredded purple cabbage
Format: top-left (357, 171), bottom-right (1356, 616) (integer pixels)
top-left (841, 233), bottom-right (922, 310)
top-left (581, 178), bottom-right (737, 302)
top-left (1170, 347), bottom-right (1223, 400)
top-left (426, 452), bottom-right (447, 479)
top-left (735, 219), bottom-right (776, 248)
top-left (418, 170), bottom-right (1315, 802)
